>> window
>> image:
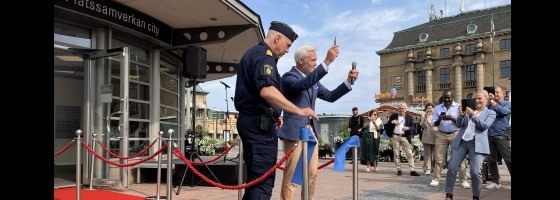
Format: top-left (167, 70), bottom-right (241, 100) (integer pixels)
top-left (439, 48), bottom-right (449, 58)
top-left (465, 44), bottom-right (475, 55)
top-left (500, 60), bottom-right (511, 78)
top-left (417, 51), bottom-right (425, 61)
top-left (500, 38), bottom-right (511, 49)
top-left (466, 65), bottom-right (475, 81)
top-left (467, 24), bottom-right (477, 34)
top-left (419, 33), bottom-right (429, 42)
top-left (440, 68), bottom-right (450, 83)
top-left (417, 71), bottom-right (426, 91)
top-left (464, 64), bottom-right (476, 88)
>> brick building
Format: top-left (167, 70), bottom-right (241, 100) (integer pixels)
top-left (375, 4), bottom-right (511, 105)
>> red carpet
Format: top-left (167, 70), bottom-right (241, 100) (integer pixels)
top-left (54, 187), bottom-right (144, 200)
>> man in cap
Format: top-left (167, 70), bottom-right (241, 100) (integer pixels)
top-left (234, 21), bottom-right (317, 200)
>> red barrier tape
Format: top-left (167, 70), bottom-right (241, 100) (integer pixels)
top-left (54, 139), bottom-right (75, 156)
top-left (82, 141), bottom-right (166, 167)
top-left (277, 158), bottom-right (334, 171)
top-left (97, 138), bottom-right (159, 159)
top-left (174, 143), bottom-right (236, 165)
top-left (173, 146), bottom-right (294, 190)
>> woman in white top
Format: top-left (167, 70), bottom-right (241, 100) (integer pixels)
top-left (361, 111), bottom-right (383, 172)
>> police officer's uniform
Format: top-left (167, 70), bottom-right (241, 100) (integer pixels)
top-left (234, 21), bottom-right (298, 200)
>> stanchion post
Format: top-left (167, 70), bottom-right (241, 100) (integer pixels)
top-left (166, 129), bottom-right (174, 200)
top-left (237, 138), bottom-right (243, 200)
top-left (156, 131), bottom-right (164, 200)
top-left (300, 127), bottom-right (310, 200)
top-left (88, 133), bottom-right (98, 190)
top-left (75, 129), bottom-right (82, 200)
top-left (352, 146), bottom-right (358, 200)
top-left (146, 131), bottom-right (166, 200)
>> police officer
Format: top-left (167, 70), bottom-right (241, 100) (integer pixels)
top-left (234, 21), bottom-right (318, 200)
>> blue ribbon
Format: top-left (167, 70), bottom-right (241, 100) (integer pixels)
top-left (333, 135), bottom-right (361, 172)
top-left (291, 127), bottom-right (317, 185)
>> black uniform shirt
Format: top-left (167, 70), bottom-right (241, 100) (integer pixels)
top-left (234, 41), bottom-right (282, 115)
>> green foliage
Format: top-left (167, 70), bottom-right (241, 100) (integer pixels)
top-left (338, 121), bottom-right (350, 139)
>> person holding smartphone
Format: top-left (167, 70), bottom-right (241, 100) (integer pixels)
top-left (429, 90), bottom-right (469, 189)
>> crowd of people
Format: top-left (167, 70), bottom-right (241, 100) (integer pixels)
top-left (233, 20), bottom-right (510, 200)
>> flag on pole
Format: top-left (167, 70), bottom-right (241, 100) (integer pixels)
top-left (490, 15), bottom-right (495, 43)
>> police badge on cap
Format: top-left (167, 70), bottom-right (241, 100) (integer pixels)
top-left (269, 21), bottom-right (298, 42)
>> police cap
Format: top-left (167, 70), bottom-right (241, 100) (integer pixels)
top-left (269, 21), bottom-right (298, 42)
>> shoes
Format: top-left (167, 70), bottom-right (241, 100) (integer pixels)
top-left (461, 181), bottom-right (471, 189)
top-left (425, 171), bottom-right (431, 175)
top-left (410, 171), bottom-right (420, 176)
top-left (397, 170), bottom-right (402, 176)
top-left (429, 180), bottom-right (439, 187)
top-left (445, 193), bottom-right (453, 200)
top-left (486, 182), bottom-right (501, 189)
top-left (364, 168), bottom-right (371, 172)
top-left (473, 196), bottom-right (479, 200)
top-left (374, 167), bottom-right (379, 172)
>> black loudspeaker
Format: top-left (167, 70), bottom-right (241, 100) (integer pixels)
top-left (183, 47), bottom-right (207, 79)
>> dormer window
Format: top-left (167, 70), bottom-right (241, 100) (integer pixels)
top-left (467, 24), bottom-right (477, 34)
top-left (419, 33), bottom-right (429, 42)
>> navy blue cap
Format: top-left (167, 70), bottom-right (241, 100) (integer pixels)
top-left (269, 21), bottom-right (298, 42)
top-left (352, 107), bottom-right (358, 111)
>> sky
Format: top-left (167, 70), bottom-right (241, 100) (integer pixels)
top-left (200, 0), bottom-right (511, 115)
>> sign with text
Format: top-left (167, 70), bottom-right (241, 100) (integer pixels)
top-left (55, 0), bottom-right (173, 44)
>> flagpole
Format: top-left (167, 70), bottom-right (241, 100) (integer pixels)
top-left (491, 14), bottom-right (495, 87)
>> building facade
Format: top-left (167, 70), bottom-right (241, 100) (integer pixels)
top-left (54, 0), bottom-right (264, 186)
top-left (376, 4), bottom-right (511, 105)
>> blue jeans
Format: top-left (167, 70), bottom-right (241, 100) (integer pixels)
top-left (445, 139), bottom-right (485, 197)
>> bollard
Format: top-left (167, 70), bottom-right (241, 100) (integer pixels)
top-left (300, 127), bottom-right (310, 200)
top-left (75, 129), bottom-right (82, 200)
top-left (88, 133), bottom-right (98, 190)
top-left (166, 129), bottom-right (174, 200)
top-left (237, 138), bottom-right (243, 200)
top-left (352, 147), bottom-right (358, 200)
top-left (146, 131), bottom-right (166, 200)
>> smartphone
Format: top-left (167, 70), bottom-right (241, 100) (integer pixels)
top-left (440, 112), bottom-right (446, 117)
top-left (461, 99), bottom-right (468, 112)
top-left (461, 99), bottom-right (476, 111)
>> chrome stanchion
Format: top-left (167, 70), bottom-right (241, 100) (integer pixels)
top-left (300, 127), bottom-right (310, 200)
top-left (166, 129), bottom-right (175, 200)
top-left (75, 129), bottom-right (82, 200)
top-left (352, 147), bottom-right (358, 200)
top-left (146, 131), bottom-right (166, 200)
top-left (237, 138), bottom-right (243, 200)
top-left (88, 133), bottom-right (98, 190)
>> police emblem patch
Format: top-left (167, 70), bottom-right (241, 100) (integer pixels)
top-left (266, 50), bottom-right (273, 57)
top-left (264, 64), bottom-right (273, 76)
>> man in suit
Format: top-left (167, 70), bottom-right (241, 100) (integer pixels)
top-left (444, 90), bottom-right (496, 200)
top-left (384, 102), bottom-right (421, 176)
top-left (277, 44), bottom-right (358, 200)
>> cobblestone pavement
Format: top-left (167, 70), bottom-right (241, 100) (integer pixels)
top-left (101, 151), bottom-right (511, 200)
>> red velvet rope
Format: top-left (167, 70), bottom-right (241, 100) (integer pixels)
top-left (174, 143), bottom-right (236, 165)
top-left (97, 138), bottom-right (159, 159)
top-left (173, 146), bottom-right (294, 190)
top-left (82, 141), bottom-right (166, 167)
top-left (277, 158), bottom-right (334, 171)
top-left (54, 139), bottom-right (75, 156)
